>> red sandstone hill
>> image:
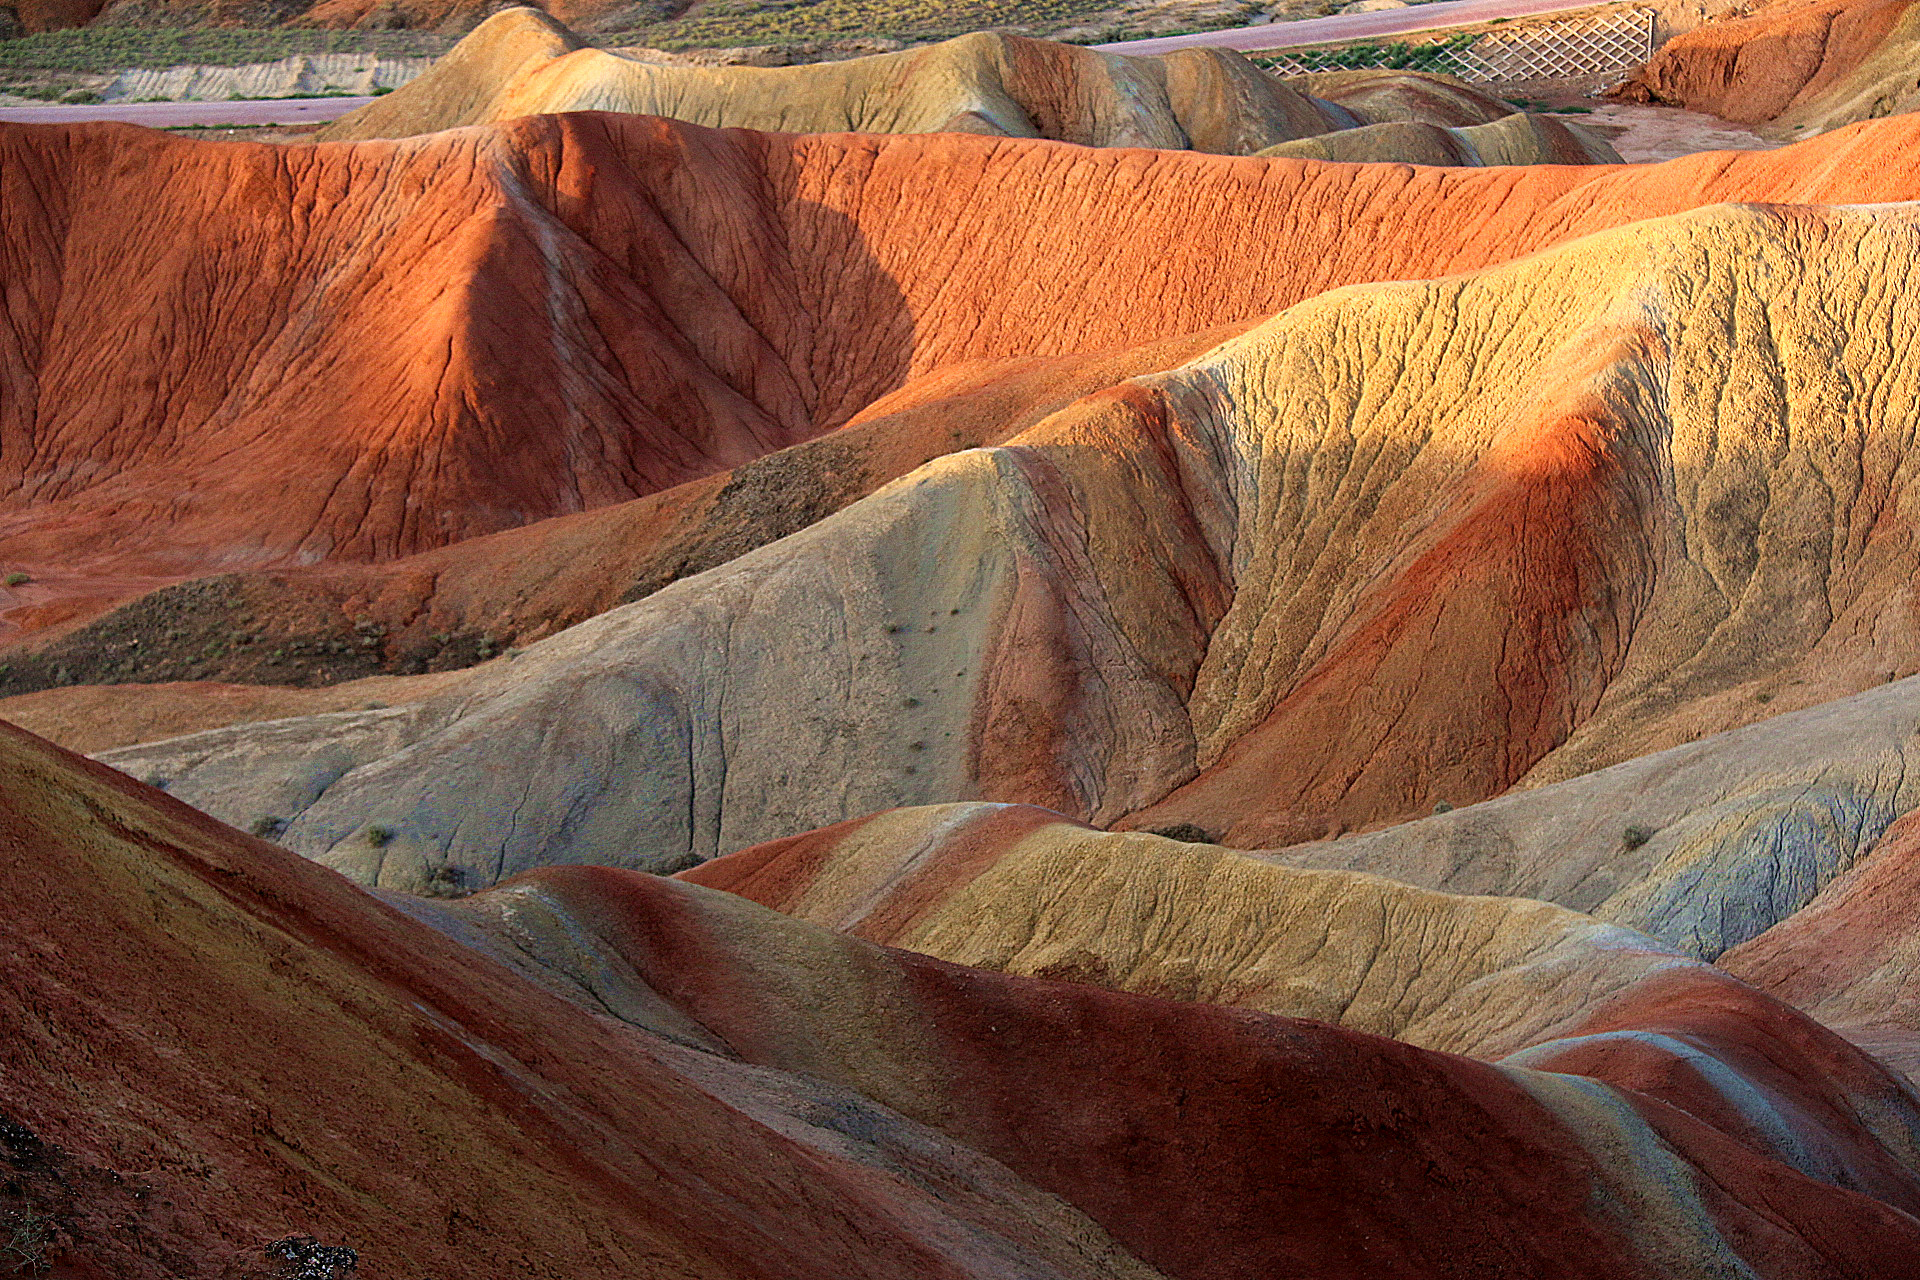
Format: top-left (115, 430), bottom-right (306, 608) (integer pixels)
top-left (0, 109), bottom-right (1914, 697)
top-left (23, 110), bottom-right (1920, 879)
top-left (7, 715), bottom-right (1920, 1276)
top-left (1615, 0), bottom-right (1920, 134)
top-left (7, 35), bottom-right (1920, 1280)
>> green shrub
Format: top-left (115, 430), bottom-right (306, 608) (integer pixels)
top-left (1, 1204), bottom-right (54, 1277)
top-left (421, 865), bottom-right (471, 898)
top-left (614, 0), bottom-right (1110, 50)
top-left (1257, 33), bottom-right (1477, 75)
top-left (3, 573), bottom-right (28, 587)
top-left (1622, 824), bottom-right (1654, 850)
top-left (1145, 822), bottom-right (1216, 844)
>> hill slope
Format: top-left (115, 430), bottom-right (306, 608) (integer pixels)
top-left (85, 161), bottom-right (1920, 884)
top-left (314, 8), bottom-right (1614, 164)
top-left (8, 715), bottom-right (1920, 1275)
top-left (1616, 0), bottom-right (1920, 135)
top-left (0, 107), bottom-right (1904, 684)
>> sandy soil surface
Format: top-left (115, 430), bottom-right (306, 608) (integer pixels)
top-left (1571, 102), bottom-right (1783, 161)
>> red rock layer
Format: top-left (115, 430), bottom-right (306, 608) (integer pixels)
top-left (10, 0), bottom-right (104, 32)
top-left (9, 631), bottom-right (1920, 1273)
top-left (0, 719), bottom-right (1177, 1279)
top-left (681, 805), bottom-right (1920, 1272)
top-left (539, 856), bottom-right (1920, 1278)
top-left (8, 111), bottom-right (1920, 663)
top-left (1615, 0), bottom-right (1917, 123)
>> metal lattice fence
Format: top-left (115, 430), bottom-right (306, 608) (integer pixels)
top-left (1259, 7), bottom-right (1658, 84)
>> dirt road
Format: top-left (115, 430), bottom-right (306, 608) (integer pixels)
top-left (1096, 0), bottom-right (1631, 54)
top-left (0, 96), bottom-right (371, 127)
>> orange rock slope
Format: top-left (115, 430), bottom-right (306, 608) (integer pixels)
top-left (7, 48), bottom-right (1920, 1280)
top-left (1616, 0), bottom-right (1920, 133)
top-left (0, 110), bottom-right (1907, 686)
top-left (51, 112), bottom-right (1920, 884)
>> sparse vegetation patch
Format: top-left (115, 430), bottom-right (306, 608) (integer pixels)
top-left (264, 1235), bottom-right (358, 1280)
top-left (0, 1203), bottom-right (53, 1276)
top-left (1145, 822), bottom-right (1217, 843)
top-left (421, 865), bottom-right (471, 897)
top-left (1254, 32), bottom-right (1476, 74)
top-left (0, 28), bottom-right (453, 75)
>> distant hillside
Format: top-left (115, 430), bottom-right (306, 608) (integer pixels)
top-left (3, 0), bottom-right (1311, 50)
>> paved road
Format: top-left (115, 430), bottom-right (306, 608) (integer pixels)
top-left (1095, 0), bottom-right (1625, 55)
top-left (0, 96), bottom-right (372, 127)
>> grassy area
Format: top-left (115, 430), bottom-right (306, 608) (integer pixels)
top-left (0, 27), bottom-right (453, 73)
top-left (621, 0), bottom-right (1122, 49)
top-left (595, 0), bottom-right (1275, 50)
top-left (0, 0), bottom-right (1274, 71)
top-left (0, 10), bottom-right (1127, 66)
top-left (1253, 32), bottom-right (1476, 73)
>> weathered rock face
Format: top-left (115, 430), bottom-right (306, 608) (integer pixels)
top-left (1256, 111), bottom-right (1620, 164)
top-left (0, 95), bottom-right (1627, 677)
top-left (9, 22), bottom-right (1920, 1278)
top-left (477, 854), bottom-right (1920, 1280)
top-left (9, 0), bottom-right (102, 32)
top-left (683, 802), bottom-right (1723, 1060)
top-left (84, 130), bottom-right (1920, 885)
top-left (1282, 67), bottom-right (1517, 125)
top-left (314, 7), bottom-right (1609, 166)
top-left (0, 719), bottom-right (1171, 1280)
top-left (1723, 806), bottom-right (1920, 1087)
top-left (0, 114), bottom-right (920, 607)
top-left (677, 803), bottom-right (1920, 1234)
top-left (0, 327), bottom-right (1241, 692)
top-left (11, 710), bottom-right (1920, 1277)
top-left (0, 108), bottom-right (1898, 667)
top-left (1249, 673), bottom-right (1920, 959)
top-left (1615, 0), bottom-right (1920, 133)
